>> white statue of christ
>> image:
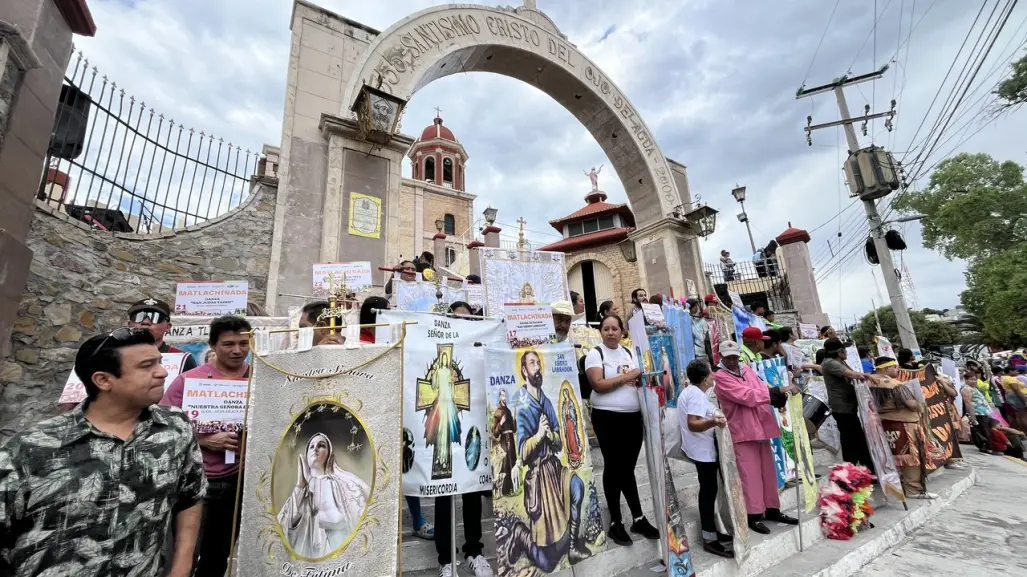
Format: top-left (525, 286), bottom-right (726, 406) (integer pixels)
top-left (278, 432), bottom-right (370, 559)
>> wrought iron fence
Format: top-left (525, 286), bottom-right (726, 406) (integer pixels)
top-left (705, 259), bottom-right (793, 312)
top-left (35, 50), bottom-right (259, 234)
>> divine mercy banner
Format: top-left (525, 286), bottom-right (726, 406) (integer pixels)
top-left (484, 343), bottom-right (606, 575)
top-left (480, 248), bottom-right (569, 318)
top-left (235, 344), bottom-right (403, 577)
top-left (379, 311), bottom-right (504, 497)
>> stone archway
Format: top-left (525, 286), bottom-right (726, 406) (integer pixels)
top-left (266, 2), bottom-right (706, 313)
top-left (342, 4), bottom-right (680, 227)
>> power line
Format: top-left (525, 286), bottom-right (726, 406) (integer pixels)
top-left (802, 0), bottom-right (845, 87)
top-left (849, 0), bottom-right (896, 71)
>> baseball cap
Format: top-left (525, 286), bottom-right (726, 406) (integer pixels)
top-left (128, 298), bottom-right (171, 317)
top-left (741, 327), bottom-right (770, 341)
top-left (719, 340), bottom-right (741, 357)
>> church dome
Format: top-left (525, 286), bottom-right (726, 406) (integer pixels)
top-left (419, 116), bottom-right (457, 143)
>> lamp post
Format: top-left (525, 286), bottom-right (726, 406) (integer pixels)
top-left (732, 185), bottom-right (757, 254)
top-left (351, 84), bottom-right (407, 145)
top-left (483, 206), bottom-right (498, 227)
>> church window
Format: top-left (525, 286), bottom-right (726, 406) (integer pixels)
top-left (425, 157), bottom-right (436, 183)
top-left (583, 219), bottom-right (599, 234)
top-left (598, 215), bottom-right (615, 230)
top-left (443, 213), bottom-right (455, 235)
top-left (443, 158), bottom-right (454, 184)
top-left (568, 216), bottom-right (617, 238)
top-left (445, 247), bottom-right (457, 266)
top-left (568, 222), bottom-right (584, 237)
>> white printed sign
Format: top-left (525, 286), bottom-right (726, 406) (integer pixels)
top-left (312, 262), bottom-right (373, 296)
top-left (728, 290), bottom-right (744, 309)
top-left (503, 303), bottom-right (555, 348)
top-left (465, 284), bottom-right (484, 311)
top-left (181, 377), bottom-right (249, 434)
top-left (799, 323), bottom-right (820, 339)
top-left (875, 335), bottom-right (896, 359)
top-left (641, 303), bottom-right (665, 324)
top-left (58, 352), bottom-right (188, 404)
top-left (175, 281), bottom-right (248, 316)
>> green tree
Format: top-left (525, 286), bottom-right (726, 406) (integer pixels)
top-left (962, 243), bottom-right (1027, 347)
top-left (891, 153), bottom-right (1027, 260)
top-left (997, 52), bottom-right (1027, 108)
top-left (849, 306), bottom-right (961, 351)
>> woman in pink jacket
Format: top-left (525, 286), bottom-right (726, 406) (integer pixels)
top-left (713, 340), bottom-right (799, 534)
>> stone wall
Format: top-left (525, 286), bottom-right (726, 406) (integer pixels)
top-left (0, 177), bottom-right (278, 438)
top-left (0, 53), bottom-right (22, 152)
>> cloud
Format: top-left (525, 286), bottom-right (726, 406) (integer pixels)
top-left (71, 0), bottom-right (1027, 327)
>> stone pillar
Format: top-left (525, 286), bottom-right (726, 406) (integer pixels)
top-left (629, 218), bottom-right (703, 300)
top-left (432, 231), bottom-right (446, 267)
top-left (776, 225), bottom-right (831, 327)
top-left (0, 0), bottom-right (95, 355)
top-left (483, 225), bottom-right (501, 249)
top-left (467, 240), bottom-right (484, 277)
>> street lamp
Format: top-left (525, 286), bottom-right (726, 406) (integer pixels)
top-left (351, 84), bottom-right (406, 145)
top-left (435, 217), bottom-right (445, 233)
top-left (483, 206), bottom-right (498, 226)
top-left (731, 184), bottom-right (757, 254)
top-left (883, 214), bottom-right (926, 225)
top-left (683, 204), bottom-right (719, 238)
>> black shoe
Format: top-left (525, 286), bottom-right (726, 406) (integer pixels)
top-left (748, 520), bottom-right (771, 534)
top-left (608, 522), bottom-right (632, 546)
top-left (630, 517), bottom-right (661, 540)
top-left (703, 539), bottom-right (734, 558)
top-left (765, 509), bottom-right (799, 525)
top-left (716, 531), bottom-right (734, 544)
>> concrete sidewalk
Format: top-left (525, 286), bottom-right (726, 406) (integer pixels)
top-left (862, 453), bottom-right (1027, 576)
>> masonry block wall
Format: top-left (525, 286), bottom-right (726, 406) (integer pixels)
top-left (0, 179), bottom-right (277, 439)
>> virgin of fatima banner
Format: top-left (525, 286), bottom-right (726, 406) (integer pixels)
top-left (379, 310), bottom-right (504, 497)
top-left (234, 344), bottom-right (403, 577)
top-left (629, 312), bottom-right (695, 577)
top-left (650, 330), bottom-right (683, 409)
top-left (484, 343), bottom-right (606, 575)
top-left (480, 248), bottom-right (569, 318)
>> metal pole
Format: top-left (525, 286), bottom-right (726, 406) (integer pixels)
top-left (871, 298), bottom-right (884, 336)
top-left (794, 462), bottom-right (804, 552)
top-left (833, 87), bottom-right (921, 355)
top-left (740, 201), bottom-right (758, 254)
top-left (451, 497), bottom-right (459, 577)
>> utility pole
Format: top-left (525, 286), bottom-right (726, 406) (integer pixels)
top-left (797, 65), bottom-right (922, 356)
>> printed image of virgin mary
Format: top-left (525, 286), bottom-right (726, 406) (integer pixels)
top-left (277, 432), bottom-right (371, 559)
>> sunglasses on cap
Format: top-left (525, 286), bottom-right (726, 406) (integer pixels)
top-left (88, 328), bottom-right (152, 361)
top-left (130, 311), bottom-right (169, 324)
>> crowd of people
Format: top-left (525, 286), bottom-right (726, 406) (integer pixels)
top-left (0, 268), bottom-right (1009, 577)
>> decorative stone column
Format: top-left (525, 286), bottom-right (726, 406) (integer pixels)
top-left (483, 225), bottom-right (501, 249)
top-left (467, 238), bottom-right (484, 277)
top-left (777, 224), bottom-right (831, 327)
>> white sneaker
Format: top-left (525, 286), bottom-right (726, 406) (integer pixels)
top-left (439, 564), bottom-right (453, 577)
top-left (946, 461), bottom-right (968, 470)
top-left (465, 554), bottom-right (495, 577)
top-left (910, 492), bottom-right (939, 500)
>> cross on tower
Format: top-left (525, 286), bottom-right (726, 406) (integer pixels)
top-left (516, 217), bottom-right (528, 249)
top-left (434, 106), bottom-right (443, 118)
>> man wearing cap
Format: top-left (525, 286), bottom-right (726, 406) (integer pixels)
top-left (713, 341), bottom-right (798, 534)
top-left (551, 301), bottom-right (575, 343)
top-left (129, 298), bottom-right (198, 372)
top-left (740, 327), bottom-right (768, 365)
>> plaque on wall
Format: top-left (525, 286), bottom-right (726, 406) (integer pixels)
top-left (349, 192), bottom-right (382, 239)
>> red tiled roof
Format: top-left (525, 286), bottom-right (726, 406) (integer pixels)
top-left (776, 224), bottom-right (811, 245)
top-left (548, 202), bottom-right (635, 231)
top-left (539, 227), bottom-right (632, 253)
top-left (420, 117), bottom-right (457, 142)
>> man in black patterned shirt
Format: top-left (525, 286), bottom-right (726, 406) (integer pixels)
top-left (0, 329), bottom-right (207, 577)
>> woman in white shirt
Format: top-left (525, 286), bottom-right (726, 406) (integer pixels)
top-left (584, 314), bottom-right (660, 546)
top-left (677, 360), bottom-right (733, 558)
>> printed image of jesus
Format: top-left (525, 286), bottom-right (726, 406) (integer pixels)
top-left (418, 346), bottom-right (470, 479)
top-left (499, 350), bottom-right (591, 571)
top-left (277, 432), bottom-right (371, 560)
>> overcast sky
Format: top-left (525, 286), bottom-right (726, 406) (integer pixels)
top-left (75, 0), bottom-right (1027, 327)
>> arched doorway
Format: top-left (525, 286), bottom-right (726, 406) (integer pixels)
top-left (266, 2), bottom-right (708, 313)
top-left (568, 260), bottom-right (613, 325)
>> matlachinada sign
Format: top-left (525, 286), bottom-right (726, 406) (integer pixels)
top-left (175, 281), bottom-right (248, 316)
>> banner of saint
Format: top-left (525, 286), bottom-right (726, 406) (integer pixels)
top-left (416, 344), bottom-right (471, 480)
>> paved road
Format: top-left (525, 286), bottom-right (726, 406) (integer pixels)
top-left (862, 453), bottom-right (1027, 577)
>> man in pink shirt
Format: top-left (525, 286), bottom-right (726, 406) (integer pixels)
top-left (162, 315), bottom-right (251, 577)
top-left (713, 340), bottom-right (799, 534)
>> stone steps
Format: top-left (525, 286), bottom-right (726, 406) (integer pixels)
top-left (399, 442), bottom-right (838, 574)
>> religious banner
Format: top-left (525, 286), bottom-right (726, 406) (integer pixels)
top-left (752, 358), bottom-right (796, 489)
top-left (484, 343), bottom-right (606, 575)
top-left (854, 381), bottom-right (906, 503)
top-left (710, 391), bottom-right (751, 564)
top-left (650, 331), bottom-right (683, 408)
top-left (875, 335), bottom-right (896, 359)
top-left (348, 192), bottom-right (382, 239)
top-left (504, 303), bottom-right (556, 348)
top-left (174, 280), bottom-right (248, 316)
top-left (787, 393), bottom-right (817, 512)
top-left (915, 364), bottom-right (957, 468)
top-left (630, 313), bottom-right (695, 577)
top-left (479, 248), bottom-right (568, 318)
top-left (571, 325), bottom-right (602, 360)
top-left (392, 277), bottom-right (468, 312)
top-left (235, 343), bottom-right (403, 577)
top-left (379, 310), bottom-right (503, 497)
